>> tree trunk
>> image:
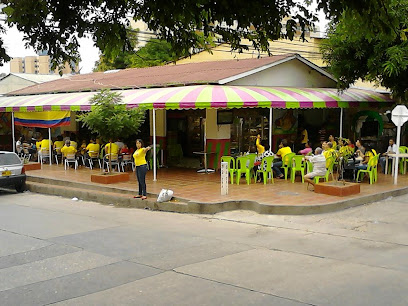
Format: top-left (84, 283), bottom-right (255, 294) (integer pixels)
top-left (109, 141), bottom-right (113, 174)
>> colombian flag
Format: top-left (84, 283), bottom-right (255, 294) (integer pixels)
top-left (14, 111), bottom-right (71, 128)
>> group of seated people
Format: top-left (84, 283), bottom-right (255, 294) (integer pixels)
top-left (251, 134), bottom-right (389, 184)
top-left (16, 132), bottom-right (135, 168)
top-left (57, 136), bottom-right (134, 167)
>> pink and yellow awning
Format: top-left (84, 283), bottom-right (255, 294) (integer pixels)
top-left (0, 85), bottom-right (393, 112)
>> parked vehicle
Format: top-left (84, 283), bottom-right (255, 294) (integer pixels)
top-left (0, 151), bottom-right (26, 192)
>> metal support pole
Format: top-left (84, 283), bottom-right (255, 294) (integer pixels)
top-left (339, 108), bottom-right (343, 138)
top-left (48, 128), bottom-right (52, 165)
top-left (269, 108), bottom-right (273, 150)
top-left (153, 109), bottom-right (157, 182)
top-left (11, 112), bottom-right (15, 153)
top-left (394, 125), bottom-right (401, 185)
top-left (269, 108), bottom-right (273, 179)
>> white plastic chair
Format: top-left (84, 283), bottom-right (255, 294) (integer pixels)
top-left (64, 153), bottom-right (78, 170)
top-left (103, 154), bottom-right (121, 172)
top-left (88, 151), bottom-right (101, 169)
top-left (39, 149), bottom-right (51, 164)
top-left (54, 148), bottom-right (63, 165)
top-left (22, 148), bottom-right (31, 163)
top-left (121, 154), bottom-right (134, 172)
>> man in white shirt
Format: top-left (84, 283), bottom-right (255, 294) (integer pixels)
top-left (379, 139), bottom-right (398, 173)
top-left (304, 147), bottom-right (327, 187)
top-left (114, 138), bottom-right (125, 151)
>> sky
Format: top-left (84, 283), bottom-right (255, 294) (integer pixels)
top-left (0, 25), bottom-right (100, 75)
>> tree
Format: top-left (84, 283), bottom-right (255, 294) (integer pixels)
top-left (77, 89), bottom-right (145, 172)
top-left (320, 0), bottom-right (408, 101)
top-left (1, 0), bottom-right (322, 71)
top-left (94, 39), bottom-right (186, 72)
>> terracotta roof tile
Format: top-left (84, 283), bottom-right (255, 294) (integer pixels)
top-left (9, 54), bottom-right (296, 96)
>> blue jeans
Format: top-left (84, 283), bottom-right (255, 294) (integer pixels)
top-left (136, 164), bottom-right (148, 196)
top-left (356, 164), bottom-right (367, 170)
top-left (272, 161), bottom-right (283, 176)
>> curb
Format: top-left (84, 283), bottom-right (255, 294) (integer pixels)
top-left (26, 175), bottom-right (408, 215)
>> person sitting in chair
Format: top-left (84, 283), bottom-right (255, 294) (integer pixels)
top-left (379, 139), bottom-right (397, 173)
top-left (61, 140), bottom-right (77, 158)
top-left (356, 144), bottom-right (377, 171)
top-left (254, 141), bottom-right (274, 183)
top-left (272, 139), bottom-right (292, 179)
top-left (304, 147), bottom-right (327, 186)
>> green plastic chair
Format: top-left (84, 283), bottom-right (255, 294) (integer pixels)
top-left (256, 156), bottom-right (274, 184)
top-left (291, 155), bottom-right (306, 183)
top-left (236, 156), bottom-right (251, 185)
top-left (306, 160), bottom-right (313, 173)
top-left (401, 146), bottom-right (408, 174)
top-left (357, 154), bottom-right (379, 184)
top-left (314, 156), bottom-right (335, 184)
top-left (148, 146), bottom-right (161, 170)
top-left (399, 146), bottom-right (407, 174)
top-left (221, 156), bottom-right (236, 184)
top-left (246, 153), bottom-right (257, 180)
top-left (282, 152), bottom-right (296, 180)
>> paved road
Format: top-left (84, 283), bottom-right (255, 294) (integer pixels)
top-left (0, 190), bottom-right (407, 305)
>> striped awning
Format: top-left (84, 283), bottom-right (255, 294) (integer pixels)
top-left (0, 85), bottom-right (393, 112)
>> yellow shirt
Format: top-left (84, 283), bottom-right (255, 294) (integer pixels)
top-left (301, 129), bottom-right (308, 144)
top-left (366, 150), bottom-right (377, 166)
top-left (54, 140), bottom-right (65, 150)
top-left (133, 148), bottom-right (147, 166)
top-left (61, 145), bottom-right (77, 157)
top-left (277, 146), bottom-right (292, 165)
top-left (40, 139), bottom-right (52, 151)
top-left (105, 142), bottom-right (119, 155)
top-left (256, 138), bottom-right (265, 154)
top-left (323, 148), bottom-right (335, 159)
top-left (70, 140), bottom-right (78, 149)
top-left (36, 141), bottom-right (42, 150)
top-left (86, 143), bottom-right (100, 153)
top-left (331, 141), bottom-right (337, 150)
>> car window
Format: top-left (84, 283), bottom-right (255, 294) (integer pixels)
top-left (0, 152), bottom-right (22, 165)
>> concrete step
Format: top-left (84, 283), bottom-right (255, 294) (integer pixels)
top-left (26, 181), bottom-right (192, 213)
top-left (27, 175), bottom-right (137, 196)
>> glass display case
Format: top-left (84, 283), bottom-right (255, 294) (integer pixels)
top-left (230, 109), bottom-right (269, 155)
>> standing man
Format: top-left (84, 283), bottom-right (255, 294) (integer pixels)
top-left (379, 139), bottom-right (398, 173)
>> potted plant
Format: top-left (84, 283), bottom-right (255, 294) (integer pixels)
top-left (77, 89), bottom-right (145, 183)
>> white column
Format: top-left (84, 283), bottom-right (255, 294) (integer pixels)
top-left (339, 108), bottom-right (343, 138)
top-left (11, 112), bottom-right (16, 153)
top-left (394, 125), bottom-right (401, 185)
top-left (269, 108), bottom-right (273, 149)
top-left (153, 108), bottom-right (157, 181)
top-left (220, 161), bottom-right (228, 195)
top-left (48, 127), bottom-right (52, 165)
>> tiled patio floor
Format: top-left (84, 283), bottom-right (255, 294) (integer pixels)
top-left (26, 164), bottom-right (408, 207)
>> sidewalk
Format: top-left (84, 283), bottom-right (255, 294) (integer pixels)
top-left (25, 164), bottom-right (408, 215)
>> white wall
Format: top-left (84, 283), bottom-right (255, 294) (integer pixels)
top-left (206, 109), bottom-right (230, 139)
top-left (0, 75), bottom-right (35, 95)
top-left (227, 60), bottom-right (336, 88)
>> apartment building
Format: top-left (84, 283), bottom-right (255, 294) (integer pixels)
top-left (10, 55), bottom-right (78, 75)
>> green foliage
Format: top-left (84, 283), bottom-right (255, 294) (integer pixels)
top-left (94, 39), bottom-right (185, 72)
top-left (77, 89), bottom-right (145, 142)
top-left (320, 0), bottom-right (408, 101)
top-left (1, 0), bottom-right (320, 70)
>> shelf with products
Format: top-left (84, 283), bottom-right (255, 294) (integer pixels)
top-left (230, 110), bottom-right (270, 153)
